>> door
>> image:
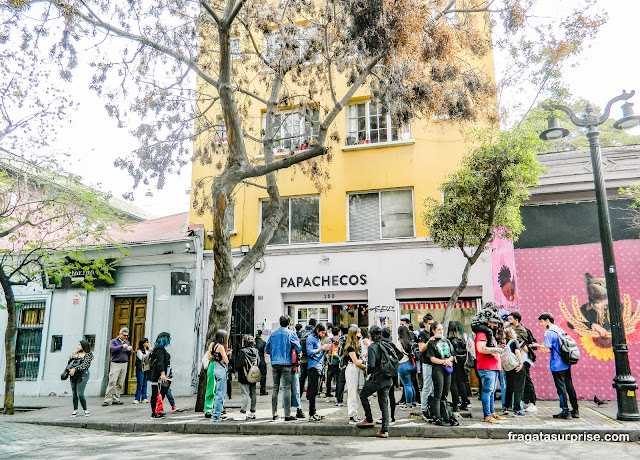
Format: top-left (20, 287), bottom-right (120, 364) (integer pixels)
top-left (230, 295), bottom-right (254, 365)
top-left (111, 297), bottom-right (147, 394)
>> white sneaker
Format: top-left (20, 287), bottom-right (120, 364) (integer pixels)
top-left (525, 404), bottom-right (538, 412)
top-left (71, 411), bottom-right (77, 417)
top-left (84, 411), bottom-right (90, 417)
top-left (233, 413), bottom-right (247, 421)
top-left (133, 400), bottom-right (140, 404)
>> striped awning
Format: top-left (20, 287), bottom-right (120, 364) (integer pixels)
top-left (400, 299), bottom-right (478, 310)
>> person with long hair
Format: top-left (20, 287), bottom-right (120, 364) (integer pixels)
top-left (447, 323), bottom-right (470, 412)
top-left (204, 329), bottom-right (229, 421)
top-left (134, 337), bottom-right (150, 404)
top-left (396, 325), bottom-right (417, 408)
top-left (426, 322), bottom-right (458, 426)
top-left (234, 334), bottom-right (259, 421)
top-left (68, 340), bottom-right (93, 417)
top-left (148, 332), bottom-right (171, 418)
top-left (359, 327), bottom-right (370, 359)
top-left (343, 326), bottom-right (367, 424)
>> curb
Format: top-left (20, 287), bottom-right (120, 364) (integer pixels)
top-left (18, 419), bottom-right (640, 441)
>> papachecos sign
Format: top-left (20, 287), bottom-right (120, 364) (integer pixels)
top-left (280, 274), bottom-right (367, 288)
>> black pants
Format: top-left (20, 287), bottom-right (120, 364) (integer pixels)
top-left (360, 376), bottom-right (392, 432)
top-left (335, 368), bottom-right (346, 403)
top-left (70, 371), bottom-right (89, 411)
top-left (326, 363), bottom-right (340, 396)
top-left (259, 361), bottom-right (268, 394)
top-left (307, 367), bottom-right (321, 416)
top-left (522, 362), bottom-right (537, 404)
top-left (430, 365), bottom-right (451, 421)
top-left (450, 361), bottom-right (469, 408)
top-left (271, 364), bottom-right (293, 417)
top-left (299, 362), bottom-right (308, 396)
top-left (150, 383), bottom-right (168, 416)
top-left (552, 368), bottom-right (578, 412)
top-left (505, 368), bottom-right (526, 410)
top-left (227, 369), bottom-right (233, 399)
top-left (389, 376), bottom-right (398, 421)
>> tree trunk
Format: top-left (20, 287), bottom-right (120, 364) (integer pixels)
top-left (442, 258), bottom-right (473, 335)
top-left (0, 267), bottom-right (16, 415)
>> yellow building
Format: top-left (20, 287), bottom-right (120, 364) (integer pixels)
top-left (190, 8), bottom-right (496, 337)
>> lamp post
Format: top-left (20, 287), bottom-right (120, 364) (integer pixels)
top-left (540, 90), bottom-right (640, 421)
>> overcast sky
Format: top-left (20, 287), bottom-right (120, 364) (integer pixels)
top-left (52, 0), bottom-right (640, 219)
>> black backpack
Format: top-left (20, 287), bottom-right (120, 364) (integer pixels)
top-left (451, 338), bottom-right (467, 360)
top-left (299, 330), bottom-right (312, 362)
top-left (524, 327), bottom-right (537, 363)
top-left (377, 342), bottom-right (399, 378)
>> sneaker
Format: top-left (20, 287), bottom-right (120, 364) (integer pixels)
top-left (524, 403), bottom-right (537, 412)
top-left (102, 401), bottom-right (110, 406)
top-left (112, 401), bottom-right (123, 406)
top-left (133, 400), bottom-right (140, 404)
top-left (212, 416), bottom-right (226, 422)
top-left (434, 419), bottom-right (450, 426)
top-left (84, 411), bottom-right (90, 417)
top-left (502, 409), bottom-right (510, 416)
top-left (396, 403), bottom-right (408, 409)
top-left (325, 393), bottom-right (333, 398)
top-left (247, 412), bottom-right (256, 420)
top-left (483, 416), bottom-right (496, 423)
top-left (142, 399), bottom-right (149, 403)
top-left (272, 414), bottom-right (280, 421)
top-left (233, 413), bottom-right (247, 421)
top-left (513, 411), bottom-right (526, 417)
top-left (349, 416), bottom-right (361, 424)
top-left (309, 414), bottom-right (323, 422)
top-left (284, 416), bottom-right (297, 422)
top-left (204, 412), bottom-right (212, 419)
top-left (334, 401), bottom-right (344, 407)
top-left (376, 430), bottom-right (389, 438)
top-left (171, 406), bottom-right (178, 411)
top-left (492, 414), bottom-right (504, 420)
top-left (356, 418), bottom-right (374, 428)
top-left (296, 408), bottom-right (305, 419)
top-left (553, 411), bottom-right (571, 419)
top-left (260, 392), bottom-right (269, 396)
top-left (458, 404), bottom-right (469, 412)
top-left (71, 411), bottom-right (77, 417)
top-left (571, 410), bottom-right (580, 419)
top-left (221, 410), bottom-right (227, 416)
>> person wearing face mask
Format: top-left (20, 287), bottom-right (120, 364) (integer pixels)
top-left (425, 322), bottom-right (458, 426)
top-left (475, 313), bottom-right (505, 423)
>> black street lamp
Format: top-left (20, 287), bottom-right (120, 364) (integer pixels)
top-left (540, 90), bottom-right (640, 421)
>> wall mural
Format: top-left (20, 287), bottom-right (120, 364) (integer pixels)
top-left (514, 240), bottom-right (640, 399)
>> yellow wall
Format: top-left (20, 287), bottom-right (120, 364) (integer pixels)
top-left (189, 16), bottom-right (495, 249)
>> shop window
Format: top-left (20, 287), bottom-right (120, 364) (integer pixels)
top-left (260, 196), bottom-right (320, 245)
top-left (51, 335), bottom-right (63, 352)
top-left (345, 100), bottom-right (410, 146)
top-left (291, 305), bottom-right (330, 328)
top-left (16, 301), bottom-right (45, 381)
top-left (348, 189), bottom-right (414, 241)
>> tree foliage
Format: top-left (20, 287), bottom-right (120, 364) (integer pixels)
top-left (422, 124), bottom-right (545, 330)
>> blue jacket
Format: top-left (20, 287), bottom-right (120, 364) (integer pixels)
top-left (265, 327), bottom-right (301, 365)
top-left (306, 333), bottom-right (325, 372)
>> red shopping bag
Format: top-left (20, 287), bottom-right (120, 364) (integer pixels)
top-left (155, 390), bottom-right (164, 415)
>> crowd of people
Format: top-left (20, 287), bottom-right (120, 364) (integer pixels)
top-left (61, 302), bottom-right (581, 435)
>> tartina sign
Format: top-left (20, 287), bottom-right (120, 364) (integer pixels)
top-left (281, 274), bottom-right (367, 288)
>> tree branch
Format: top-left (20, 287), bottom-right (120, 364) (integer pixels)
top-left (200, 0), bottom-right (221, 26)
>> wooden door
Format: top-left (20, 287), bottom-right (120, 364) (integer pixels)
top-left (111, 297), bottom-right (147, 395)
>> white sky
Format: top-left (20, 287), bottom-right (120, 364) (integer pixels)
top-left (51, 0), bottom-right (640, 219)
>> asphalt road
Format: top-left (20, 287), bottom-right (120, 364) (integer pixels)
top-left (1, 420), bottom-right (638, 459)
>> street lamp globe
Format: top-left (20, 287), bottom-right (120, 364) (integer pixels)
top-left (612, 102), bottom-right (640, 130)
top-left (539, 116), bottom-right (570, 141)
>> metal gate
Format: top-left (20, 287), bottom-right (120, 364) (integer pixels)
top-left (16, 301), bottom-right (45, 381)
top-left (230, 295), bottom-right (254, 364)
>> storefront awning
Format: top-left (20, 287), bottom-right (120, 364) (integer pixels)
top-left (400, 299), bottom-right (478, 310)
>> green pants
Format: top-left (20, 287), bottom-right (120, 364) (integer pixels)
top-left (204, 362), bottom-right (217, 415)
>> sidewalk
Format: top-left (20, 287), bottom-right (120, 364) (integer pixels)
top-left (4, 390), bottom-right (640, 441)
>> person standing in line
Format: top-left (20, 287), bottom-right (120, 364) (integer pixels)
top-left (255, 330), bottom-right (268, 396)
top-left (503, 327), bottom-right (527, 416)
top-left (103, 327), bottom-right (132, 406)
top-left (134, 338), bottom-right (150, 404)
top-left (234, 335), bottom-right (259, 421)
top-left (343, 326), bottom-right (366, 424)
top-left (418, 317), bottom-right (434, 420)
top-left (381, 328), bottom-right (398, 425)
top-left (265, 315), bottom-right (301, 421)
top-left (284, 340), bottom-right (305, 419)
top-left (204, 329), bottom-right (230, 421)
top-left (475, 314), bottom-right (504, 423)
top-left (508, 312), bottom-right (538, 412)
top-left (426, 322), bottom-right (458, 426)
top-left (68, 340), bottom-right (93, 417)
top-left (148, 332), bottom-right (171, 418)
top-left (532, 312), bottom-right (579, 419)
top-left (298, 320), bottom-right (315, 396)
top-left (357, 325), bottom-right (400, 438)
top-left (326, 327), bottom-right (341, 399)
top-left (359, 327), bottom-right (370, 359)
top-left (447, 323), bottom-right (470, 412)
top-left (396, 325), bottom-right (417, 409)
top-left (306, 322), bottom-right (332, 422)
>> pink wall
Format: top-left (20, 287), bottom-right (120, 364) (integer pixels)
top-left (514, 240), bottom-right (640, 400)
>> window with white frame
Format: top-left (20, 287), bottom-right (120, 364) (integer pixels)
top-left (346, 100), bottom-right (410, 146)
top-left (262, 108), bottom-right (319, 154)
top-left (261, 196), bottom-right (320, 245)
top-left (293, 305), bottom-right (330, 328)
top-left (348, 189), bottom-right (414, 241)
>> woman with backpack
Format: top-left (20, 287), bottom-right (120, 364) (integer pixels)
top-left (234, 334), bottom-right (259, 421)
top-left (148, 332), bottom-right (171, 418)
top-left (134, 338), bottom-right (151, 404)
top-left (503, 327), bottom-right (526, 416)
top-left (204, 329), bottom-right (230, 421)
top-left (68, 340), bottom-right (93, 417)
top-left (395, 326), bottom-right (417, 409)
top-left (447, 324), bottom-right (471, 412)
top-left (343, 326), bottom-right (367, 424)
top-left (426, 322), bottom-right (458, 426)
